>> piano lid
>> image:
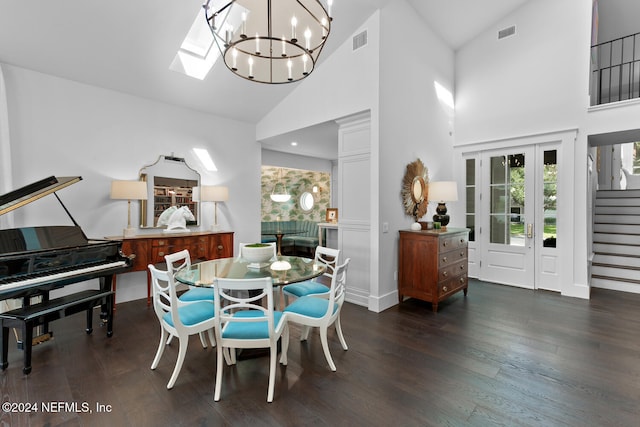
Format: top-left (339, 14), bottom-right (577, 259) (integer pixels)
top-left (0, 176), bottom-right (82, 216)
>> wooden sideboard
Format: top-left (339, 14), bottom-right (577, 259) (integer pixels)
top-left (106, 230), bottom-right (234, 305)
top-left (398, 228), bottom-right (469, 312)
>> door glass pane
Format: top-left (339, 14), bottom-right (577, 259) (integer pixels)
top-left (490, 153), bottom-right (525, 246)
top-left (465, 159), bottom-right (475, 241)
top-left (543, 150), bottom-right (557, 248)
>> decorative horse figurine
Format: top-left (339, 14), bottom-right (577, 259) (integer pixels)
top-left (157, 206), bottom-right (195, 232)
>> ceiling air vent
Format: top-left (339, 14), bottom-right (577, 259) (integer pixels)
top-left (353, 30), bottom-right (368, 51)
top-left (498, 25), bottom-right (516, 40)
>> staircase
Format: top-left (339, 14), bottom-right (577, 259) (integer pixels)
top-left (591, 189), bottom-right (640, 293)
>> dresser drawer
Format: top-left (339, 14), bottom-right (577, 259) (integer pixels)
top-left (439, 259), bottom-right (468, 282)
top-left (440, 234), bottom-right (468, 251)
top-left (438, 248), bottom-right (467, 268)
top-left (439, 274), bottom-right (468, 297)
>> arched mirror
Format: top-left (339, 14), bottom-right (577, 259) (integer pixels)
top-left (139, 155), bottom-right (200, 228)
top-left (299, 191), bottom-right (315, 212)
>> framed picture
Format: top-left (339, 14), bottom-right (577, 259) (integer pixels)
top-left (326, 208), bottom-right (338, 223)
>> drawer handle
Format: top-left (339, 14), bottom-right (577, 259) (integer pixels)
top-left (460, 265), bottom-right (465, 270)
top-left (218, 245), bottom-right (223, 250)
top-left (442, 256), bottom-right (447, 263)
top-left (460, 238), bottom-right (465, 243)
top-left (459, 277), bottom-right (465, 283)
top-left (460, 251), bottom-right (464, 257)
top-left (443, 241), bottom-right (448, 247)
top-left (158, 252), bottom-right (165, 257)
top-left (443, 271), bottom-right (448, 277)
top-left (442, 286), bottom-right (448, 292)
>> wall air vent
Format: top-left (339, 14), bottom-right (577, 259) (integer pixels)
top-left (498, 25), bottom-right (516, 40)
top-left (353, 30), bottom-right (368, 51)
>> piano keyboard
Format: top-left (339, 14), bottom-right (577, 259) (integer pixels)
top-left (0, 260), bottom-right (128, 292)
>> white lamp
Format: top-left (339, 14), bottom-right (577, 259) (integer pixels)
top-left (270, 168), bottom-right (291, 202)
top-left (200, 185), bottom-right (229, 231)
top-left (110, 180), bottom-right (148, 237)
top-left (428, 181), bottom-right (458, 230)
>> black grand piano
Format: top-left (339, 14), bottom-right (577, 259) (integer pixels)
top-left (0, 176), bottom-right (131, 374)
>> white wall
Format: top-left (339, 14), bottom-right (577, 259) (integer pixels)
top-left (454, 0), bottom-right (594, 298)
top-left (377, 0), bottom-right (456, 310)
top-left (596, 0), bottom-right (640, 43)
top-left (256, 12), bottom-right (380, 141)
top-left (261, 149), bottom-right (333, 173)
top-left (3, 64), bottom-right (260, 303)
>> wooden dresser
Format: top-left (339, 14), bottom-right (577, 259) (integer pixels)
top-left (106, 230), bottom-right (234, 305)
top-left (398, 228), bottom-right (469, 312)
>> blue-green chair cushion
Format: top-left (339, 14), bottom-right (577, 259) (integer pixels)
top-left (162, 301), bottom-right (214, 327)
top-left (179, 287), bottom-right (215, 302)
top-left (284, 296), bottom-right (338, 318)
top-left (222, 310), bottom-right (284, 339)
top-left (283, 281), bottom-right (329, 298)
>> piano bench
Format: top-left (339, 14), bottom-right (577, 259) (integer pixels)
top-left (0, 289), bottom-right (114, 375)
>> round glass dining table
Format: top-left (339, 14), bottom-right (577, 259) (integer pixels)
top-left (174, 255), bottom-right (326, 288)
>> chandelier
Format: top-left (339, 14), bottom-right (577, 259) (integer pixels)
top-left (270, 168), bottom-right (291, 202)
top-left (203, 0), bottom-right (333, 84)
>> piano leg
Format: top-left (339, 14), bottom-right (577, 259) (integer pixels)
top-left (22, 323), bottom-right (32, 375)
top-left (1, 323), bottom-right (9, 371)
top-left (85, 308), bottom-right (93, 334)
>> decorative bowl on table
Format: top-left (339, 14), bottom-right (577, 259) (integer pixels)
top-left (242, 243), bottom-right (274, 264)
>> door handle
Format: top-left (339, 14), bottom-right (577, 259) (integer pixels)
top-left (527, 223), bottom-right (533, 238)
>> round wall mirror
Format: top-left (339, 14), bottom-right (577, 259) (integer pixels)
top-left (299, 191), bottom-right (315, 212)
top-left (402, 158), bottom-right (429, 221)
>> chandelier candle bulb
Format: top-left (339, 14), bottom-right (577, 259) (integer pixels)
top-left (248, 57), bottom-right (254, 78)
top-left (322, 18), bottom-right (327, 38)
top-left (241, 12), bottom-right (247, 37)
top-left (328, 0), bottom-right (333, 17)
top-left (255, 34), bottom-right (260, 54)
top-left (231, 48), bottom-right (238, 70)
top-left (305, 28), bottom-right (311, 50)
top-left (281, 36), bottom-right (286, 56)
top-left (302, 54), bottom-right (308, 75)
top-left (287, 60), bottom-right (293, 81)
top-left (291, 16), bottom-right (298, 42)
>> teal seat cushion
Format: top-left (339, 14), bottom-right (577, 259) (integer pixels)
top-left (284, 296), bottom-right (338, 318)
top-left (162, 301), bottom-right (214, 327)
top-left (283, 281), bottom-right (328, 298)
top-left (179, 287), bottom-right (215, 302)
top-left (222, 310), bottom-right (284, 339)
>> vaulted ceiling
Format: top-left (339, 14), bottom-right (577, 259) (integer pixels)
top-left (0, 0), bottom-right (531, 159)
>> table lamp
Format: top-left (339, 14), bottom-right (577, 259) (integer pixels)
top-left (200, 185), bottom-right (229, 231)
top-left (110, 180), bottom-right (148, 237)
top-left (428, 181), bottom-right (458, 230)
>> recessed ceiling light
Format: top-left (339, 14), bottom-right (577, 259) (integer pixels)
top-left (291, 142), bottom-right (298, 146)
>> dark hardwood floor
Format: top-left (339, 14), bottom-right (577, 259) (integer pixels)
top-left (2, 279), bottom-right (640, 427)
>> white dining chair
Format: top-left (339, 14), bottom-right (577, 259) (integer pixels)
top-left (213, 276), bottom-right (289, 403)
top-left (282, 246), bottom-right (340, 306)
top-left (283, 258), bottom-right (350, 371)
top-left (164, 249), bottom-right (215, 348)
top-left (148, 264), bottom-right (216, 389)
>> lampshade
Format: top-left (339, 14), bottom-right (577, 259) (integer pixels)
top-left (428, 181), bottom-right (458, 202)
top-left (110, 181), bottom-right (147, 200)
top-left (204, 0), bottom-right (333, 84)
top-left (270, 169), bottom-right (291, 202)
top-left (200, 185), bottom-right (229, 202)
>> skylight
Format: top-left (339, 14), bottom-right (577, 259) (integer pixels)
top-left (169, 9), bottom-right (220, 80)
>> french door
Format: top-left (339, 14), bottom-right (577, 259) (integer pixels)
top-left (471, 144), bottom-right (560, 291)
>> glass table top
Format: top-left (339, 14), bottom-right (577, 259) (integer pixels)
top-left (174, 255), bottom-right (326, 287)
